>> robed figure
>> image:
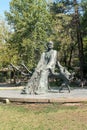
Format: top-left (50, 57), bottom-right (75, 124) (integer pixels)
top-left (21, 41), bottom-right (57, 94)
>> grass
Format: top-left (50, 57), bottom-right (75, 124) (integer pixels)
top-left (0, 103), bottom-right (87, 130)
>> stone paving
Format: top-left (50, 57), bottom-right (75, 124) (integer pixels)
top-left (0, 85), bottom-right (87, 103)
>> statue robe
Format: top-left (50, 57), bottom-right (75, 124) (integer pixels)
top-left (21, 49), bottom-right (57, 94)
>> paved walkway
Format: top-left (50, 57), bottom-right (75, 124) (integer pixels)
top-left (0, 83), bottom-right (87, 103)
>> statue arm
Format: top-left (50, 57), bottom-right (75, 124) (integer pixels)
top-left (57, 61), bottom-right (71, 80)
top-left (36, 53), bottom-right (45, 72)
top-left (57, 61), bottom-right (65, 73)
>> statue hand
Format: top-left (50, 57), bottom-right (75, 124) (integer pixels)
top-left (36, 69), bottom-right (43, 74)
top-left (45, 66), bottom-right (51, 70)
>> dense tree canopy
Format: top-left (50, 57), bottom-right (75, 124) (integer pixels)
top-left (50, 0), bottom-right (87, 79)
top-left (0, 0), bottom-right (87, 79)
top-left (5, 0), bottom-right (52, 68)
top-left (0, 17), bottom-right (11, 68)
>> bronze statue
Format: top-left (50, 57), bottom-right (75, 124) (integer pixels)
top-left (21, 41), bottom-right (57, 94)
top-left (57, 61), bottom-right (71, 93)
top-left (21, 41), bottom-right (74, 94)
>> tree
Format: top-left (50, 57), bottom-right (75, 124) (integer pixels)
top-left (81, 0), bottom-right (87, 37)
top-left (0, 16), bottom-right (11, 68)
top-left (81, 0), bottom-right (87, 77)
top-left (49, 0), bottom-right (76, 68)
top-left (5, 0), bottom-right (52, 69)
top-left (50, 0), bottom-right (85, 79)
top-left (73, 0), bottom-right (84, 79)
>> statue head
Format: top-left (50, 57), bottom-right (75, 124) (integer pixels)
top-left (47, 41), bottom-right (54, 50)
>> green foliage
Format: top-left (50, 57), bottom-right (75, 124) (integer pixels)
top-left (83, 37), bottom-right (87, 63)
top-left (81, 0), bottom-right (87, 75)
top-left (83, 37), bottom-right (87, 75)
top-left (49, 0), bottom-right (78, 67)
top-left (5, 0), bottom-right (52, 69)
top-left (0, 0), bottom-right (87, 77)
top-left (0, 17), bottom-right (11, 68)
top-left (81, 0), bottom-right (87, 37)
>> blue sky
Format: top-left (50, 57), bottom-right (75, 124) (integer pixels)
top-left (0, 0), bottom-right (81, 18)
top-left (0, 0), bottom-right (11, 17)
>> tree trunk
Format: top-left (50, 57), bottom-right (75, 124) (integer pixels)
top-left (73, 0), bottom-right (84, 80)
top-left (68, 45), bottom-right (73, 67)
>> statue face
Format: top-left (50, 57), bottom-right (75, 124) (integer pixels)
top-left (48, 41), bottom-right (53, 49)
